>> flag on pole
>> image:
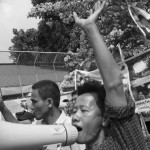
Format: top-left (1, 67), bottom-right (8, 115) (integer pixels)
top-left (117, 43), bottom-right (125, 61)
top-left (127, 2), bottom-right (150, 46)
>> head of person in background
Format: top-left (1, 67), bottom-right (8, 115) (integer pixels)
top-left (72, 80), bottom-right (107, 147)
top-left (15, 110), bottom-right (35, 124)
top-left (31, 80), bottom-right (62, 124)
top-left (71, 90), bottom-right (78, 104)
top-left (62, 99), bottom-right (70, 115)
top-left (62, 98), bottom-right (70, 106)
top-left (20, 100), bottom-right (28, 111)
top-left (31, 80), bottom-right (79, 150)
top-left (146, 84), bottom-right (150, 98)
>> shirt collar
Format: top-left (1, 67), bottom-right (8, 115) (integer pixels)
top-left (55, 110), bottom-right (67, 124)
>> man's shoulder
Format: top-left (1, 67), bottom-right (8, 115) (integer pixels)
top-left (63, 115), bottom-right (72, 125)
top-left (99, 136), bottom-right (121, 150)
top-left (56, 110), bottom-right (72, 125)
top-left (105, 94), bottom-right (135, 119)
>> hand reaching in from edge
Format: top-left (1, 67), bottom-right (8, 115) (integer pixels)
top-left (73, 0), bottom-right (107, 29)
top-left (0, 91), bottom-right (5, 110)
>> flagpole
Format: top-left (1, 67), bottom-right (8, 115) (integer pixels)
top-left (74, 70), bottom-right (77, 90)
top-left (126, 0), bottom-right (146, 37)
top-left (117, 44), bottom-right (135, 101)
top-left (117, 44), bottom-right (124, 61)
top-left (125, 0), bottom-right (149, 135)
top-left (125, 0), bottom-right (129, 6)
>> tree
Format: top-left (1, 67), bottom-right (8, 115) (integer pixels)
top-left (28, 0), bottom-right (73, 53)
top-left (28, 0), bottom-right (150, 71)
top-left (9, 0), bottom-right (150, 69)
top-left (9, 28), bottom-right (38, 63)
top-left (36, 19), bottom-right (71, 52)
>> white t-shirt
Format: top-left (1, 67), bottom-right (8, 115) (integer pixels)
top-left (35, 110), bottom-right (85, 150)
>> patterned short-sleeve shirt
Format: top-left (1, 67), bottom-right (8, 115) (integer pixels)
top-left (98, 96), bottom-right (148, 150)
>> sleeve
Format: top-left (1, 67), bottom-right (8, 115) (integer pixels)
top-left (105, 94), bottom-right (135, 119)
top-left (70, 143), bottom-right (86, 150)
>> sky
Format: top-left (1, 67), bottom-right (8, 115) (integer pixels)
top-left (0, 0), bottom-right (39, 62)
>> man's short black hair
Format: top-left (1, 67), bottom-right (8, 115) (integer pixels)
top-left (16, 111), bottom-right (34, 121)
top-left (32, 80), bottom-right (60, 108)
top-left (71, 90), bottom-right (78, 97)
top-left (77, 80), bottom-right (106, 115)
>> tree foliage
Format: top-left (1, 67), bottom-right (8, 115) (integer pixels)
top-left (9, 28), bottom-right (38, 63)
top-left (36, 19), bottom-right (71, 52)
top-left (27, 0), bottom-right (150, 71)
top-left (10, 0), bottom-right (150, 70)
top-left (28, 0), bottom-right (74, 53)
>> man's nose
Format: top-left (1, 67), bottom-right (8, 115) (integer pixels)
top-left (30, 104), bottom-right (34, 111)
top-left (72, 110), bottom-right (81, 123)
top-left (72, 114), bottom-right (80, 123)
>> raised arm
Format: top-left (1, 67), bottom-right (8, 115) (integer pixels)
top-left (0, 93), bottom-right (19, 123)
top-left (73, 0), bottom-right (127, 107)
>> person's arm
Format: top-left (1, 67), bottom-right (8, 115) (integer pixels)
top-left (73, 0), bottom-right (127, 107)
top-left (19, 120), bottom-right (32, 124)
top-left (0, 93), bottom-right (19, 123)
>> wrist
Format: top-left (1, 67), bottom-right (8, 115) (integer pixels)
top-left (0, 104), bottom-right (7, 111)
top-left (83, 23), bottom-right (97, 33)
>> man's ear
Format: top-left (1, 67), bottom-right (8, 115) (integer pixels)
top-left (46, 98), bottom-right (53, 108)
top-left (102, 116), bottom-right (110, 127)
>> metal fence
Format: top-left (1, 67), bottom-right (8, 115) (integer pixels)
top-left (1, 49), bottom-right (150, 101)
top-left (0, 51), bottom-right (70, 100)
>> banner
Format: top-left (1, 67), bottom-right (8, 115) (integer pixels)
top-left (135, 99), bottom-right (150, 113)
top-left (125, 50), bottom-right (150, 122)
top-left (127, 4), bottom-right (150, 46)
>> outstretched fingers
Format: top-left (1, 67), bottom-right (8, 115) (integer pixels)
top-left (94, 0), bottom-right (106, 14)
top-left (94, 1), bottom-right (99, 11)
top-left (90, 9), bottom-right (93, 15)
top-left (73, 0), bottom-right (107, 28)
top-left (73, 12), bottom-right (79, 22)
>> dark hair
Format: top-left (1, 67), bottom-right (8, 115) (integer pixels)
top-left (63, 99), bottom-right (69, 102)
top-left (71, 90), bottom-right (78, 97)
top-left (16, 111), bottom-right (34, 121)
top-left (32, 80), bottom-right (60, 108)
top-left (77, 80), bottom-right (106, 115)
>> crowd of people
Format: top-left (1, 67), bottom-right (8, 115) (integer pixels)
top-left (0, 0), bottom-right (150, 149)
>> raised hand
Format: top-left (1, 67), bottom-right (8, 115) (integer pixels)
top-left (0, 92), bottom-right (5, 110)
top-left (73, 0), bottom-right (106, 29)
top-left (0, 91), bottom-right (19, 123)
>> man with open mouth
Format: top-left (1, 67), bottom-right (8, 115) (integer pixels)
top-left (72, 0), bottom-right (148, 149)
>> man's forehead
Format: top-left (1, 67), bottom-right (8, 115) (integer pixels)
top-left (31, 89), bottom-right (39, 98)
top-left (72, 94), bottom-right (78, 98)
top-left (76, 93), bottom-right (97, 106)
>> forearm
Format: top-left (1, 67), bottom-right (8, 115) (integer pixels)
top-left (73, 1), bottom-right (127, 106)
top-left (83, 23), bottom-right (127, 106)
top-left (84, 24), bottom-right (122, 88)
top-left (1, 106), bottom-right (19, 123)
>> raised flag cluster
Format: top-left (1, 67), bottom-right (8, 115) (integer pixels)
top-left (127, 4), bottom-right (150, 46)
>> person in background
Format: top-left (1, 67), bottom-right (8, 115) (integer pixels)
top-left (0, 80), bottom-right (84, 150)
top-left (67, 90), bottom-right (78, 116)
top-left (71, 0), bottom-right (148, 149)
top-left (15, 110), bottom-right (35, 124)
top-left (71, 90), bottom-right (78, 104)
top-left (14, 99), bottom-right (35, 124)
top-left (62, 99), bottom-right (70, 115)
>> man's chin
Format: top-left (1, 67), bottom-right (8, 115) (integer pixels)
top-left (76, 136), bottom-right (86, 144)
top-left (76, 139), bottom-right (83, 144)
top-left (35, 115), bottom-right (42, 120)
top-left (76, 140), bottom-right (86, 144)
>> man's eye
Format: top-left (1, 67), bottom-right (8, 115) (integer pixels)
top-left (81, 109), bottom-right (88, 112)
top-left (72, 108), bottom-right (77, 114)
top-left (31, 100), bottom-right (36, 104)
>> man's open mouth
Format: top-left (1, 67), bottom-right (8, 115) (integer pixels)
top-left (76, 126), bottom-right (82, 132)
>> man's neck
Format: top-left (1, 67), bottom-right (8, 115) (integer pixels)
top-left (42, 108), bottom-right (61, 125)
top-left (86, 128), bottom-right (105, 150)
